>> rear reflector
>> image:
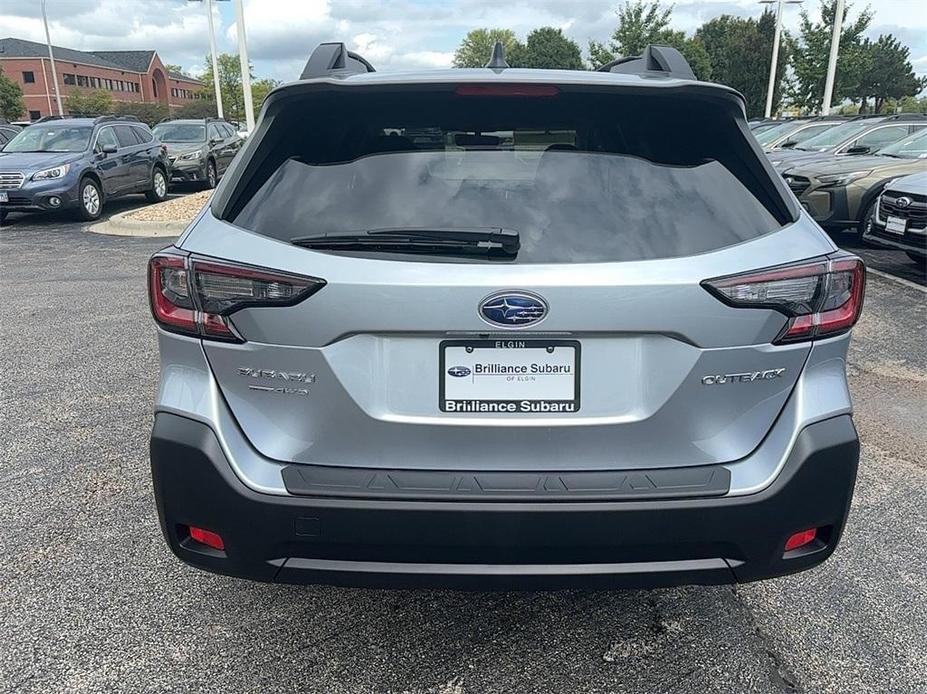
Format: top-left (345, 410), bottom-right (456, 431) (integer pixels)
top-left (702, 254), bottom-right (865, 344)
top-left (784, 528), bottom-right (817, 552)
top-left (455, 84), bottom-right (560, 97)
top-left (148, 251), bottom-right (325, 342)
top-left (188, 525), bottom-right (225, 551)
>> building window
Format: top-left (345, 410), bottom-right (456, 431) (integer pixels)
top-left (29, 110), bottom-right (41, 121)
top-left (22, 71), bottom-right (36, 83)
top-left (63, 73), bottom-right (76, 85)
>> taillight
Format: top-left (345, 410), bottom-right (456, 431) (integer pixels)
top-left (148, 251), bottom-right (325, 341)
top-left (702, 254), bottom-right (865, 344)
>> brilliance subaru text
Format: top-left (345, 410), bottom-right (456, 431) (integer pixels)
top-left (148, 43), bottom-right (864, 589)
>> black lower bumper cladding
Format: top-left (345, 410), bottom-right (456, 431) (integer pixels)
top-left (150, 413), bottom-right (859, 589)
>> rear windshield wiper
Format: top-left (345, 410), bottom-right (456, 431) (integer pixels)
top-left (291, 227), bottom-right (520, 258)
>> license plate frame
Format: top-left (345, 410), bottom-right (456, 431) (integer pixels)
top-left (439, 339), bottom-right (581, 414)
top-left (885, 215), bottom-right (907, 235)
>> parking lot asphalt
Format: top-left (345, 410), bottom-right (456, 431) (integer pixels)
top-left (1, 204), bottom-right (925, 694)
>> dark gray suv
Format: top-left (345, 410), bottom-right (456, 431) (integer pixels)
top-left (0, 115), bottom-right (170, 223)
top-left (152, 118), bottom-right (242, 189)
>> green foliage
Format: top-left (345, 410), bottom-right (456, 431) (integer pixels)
top-left (173, 100), bottom-right (220, 119)
top-left (897, 95), bottom-right (927, 114)
top-left (113, 101), bottom-right (170, 126)
top-left (453, 29), bottom-right (524, 68)
top-left (0, 67), bottom-right (27, 121)
top-left (65, 89), bottom-right (113, 117)
top-left (786, 0), bottom-right (873, 112)
top-left (853, 35), bottom-right (927, 113)
top-left (696, 11), bottom-right (789, 117)
top-left (587, 1), bottom-right (711, 80)
top-left (198, 53), bottom-right (279, 124)
top-left (519, 27), bottom-right (583, 69)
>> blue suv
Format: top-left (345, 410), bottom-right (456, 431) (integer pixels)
top-left (0, 115), bottom-right (170, 223)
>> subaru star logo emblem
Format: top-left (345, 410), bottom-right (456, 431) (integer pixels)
top-left (478, 291), bottom-right (548, 329)
top-left (896, 196), bottom-right (912, 208)
top-left (447, 366), bottom-right (471, 377)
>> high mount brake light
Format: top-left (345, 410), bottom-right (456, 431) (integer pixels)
top-left (148, 252), bottom-right (325, 342)
top-left (454, 84), bottom-right (560, 97)
top-left (702, 255), bottom-right (865, 345)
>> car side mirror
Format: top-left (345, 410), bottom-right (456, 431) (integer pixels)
top-left (100, 143), bottom-right (118, 155)
top-left (846, 145), bottom-right (870, 155)
top-left (780, 140), bottom-right (798, 149)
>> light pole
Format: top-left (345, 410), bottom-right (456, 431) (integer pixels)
top-left (821, 0), bottom-right (845, 115)
top-left (233, 0), bottom-right (254, 132)
top-left (760, 0), bottom-right (803, 119)
top-left (188, 0), bottom-right (228, 119)
top-left (40, 0), bottom-right (63, 116)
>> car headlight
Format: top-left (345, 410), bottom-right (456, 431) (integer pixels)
top-left (178, 149), bottom-right (203, 161)
top-left (32, 164), bottom-right (70, 180)
top-left (817, 170), bottom-right (872, 187)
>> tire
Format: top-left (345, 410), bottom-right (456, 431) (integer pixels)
top-left (906, 251), bottom-right (927, 269)
top-left (145, 167), bottom-right (168, 203)
top-left (74, 177), bottom-right (103, 221)
top-left (204, 160), bottom-right (217, 190)
top-left (857, 198), bottom-right (877, 243)
top-left (0, 209), bottom-right (7, 226)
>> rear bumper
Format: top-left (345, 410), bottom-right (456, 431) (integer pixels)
top-left (150, 412), bottom-right (859, 589)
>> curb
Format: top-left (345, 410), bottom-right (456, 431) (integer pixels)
top-left (89, 209), bottom-right (190, 237)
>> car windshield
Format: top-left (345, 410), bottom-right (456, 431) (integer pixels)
top-left (152, 123), bottom-right (205, 143)
top-left (796, 121), bottom-right (874, 151)
top-left (877, 130), bottom-right (927, 159)
top-left (2, 124), bottom-right (92, 153)
top-left (754, 121), bottom-right (807, 146)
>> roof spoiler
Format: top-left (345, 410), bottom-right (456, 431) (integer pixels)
top-left (300, 42), bottom-right (376, 80)
top-left (597, 44), bottom-right (695, 80)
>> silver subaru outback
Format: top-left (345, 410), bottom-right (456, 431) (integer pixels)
top-left (148, 43), bottom-right (864, 589)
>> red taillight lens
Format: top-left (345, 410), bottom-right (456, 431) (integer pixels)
top-left (784, 528), bottom-right (817, 552)
top-left (188, 525), bottom-right (225, 551)
top-left (148, 251), bottom-right (325, 342)
top-left (454, 84), bottom-right (560, 97)
top-left (702, 254), bottom-right (865, 344)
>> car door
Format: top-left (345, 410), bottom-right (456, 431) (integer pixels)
top-left (92, 126), bottom-right (127, 195)
top-left (113, 125), bottom-right (148, 191)
top-left (207, 123), bottom-right (228, 174)
top-left (132, 125), bottom-right (162, 185)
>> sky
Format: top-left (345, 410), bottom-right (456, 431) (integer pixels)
top-left (1, 0), bottom-right (925, 84)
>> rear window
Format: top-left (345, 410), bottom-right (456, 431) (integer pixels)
top-left (228, 88), bottom-right (789, 263)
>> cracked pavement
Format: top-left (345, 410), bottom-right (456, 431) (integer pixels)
top-left (1, 206), bottom-right (925, 693)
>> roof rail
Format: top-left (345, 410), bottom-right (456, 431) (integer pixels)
top-left (597, 44), bottom-right (695, 80)
top-left (35, 115), bottom-right (73, 122)
top-left (300, 42), bottom-right (375, 80)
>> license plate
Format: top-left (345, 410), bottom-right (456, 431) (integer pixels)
top-left (886, 215), bottom-right (907, 235)
top-left (0, 191), bottom-right (8, 203)
top-left (440, 339), bottom-right (580, 413)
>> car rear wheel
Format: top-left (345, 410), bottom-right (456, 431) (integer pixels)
top-left (857, 199), bottom-right (878, 244)
top-left (146, 168), bottom-right (168, 203)
top-left (205, 160), bottom-right (217, 190)
top-left (75, 178), bottom-right (103, 221)
top-left (906, 251), bottom-right (927, 268)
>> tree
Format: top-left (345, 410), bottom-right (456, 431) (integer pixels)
top-left (786, 0), bottom-right (873, 113)
top-left (520, 27), bottom-right (584, 69)
top-left (174, 100), bottom-right (219, 119)
top-left (853, 35), bottom-right (927, 113)
top-left (696, 11), bottom-right (789, 117)
top-left (162, 63), bottom-right (185, 76)
top-left (114, 101), bottom-right (170, 125)
top-left (588, 1), bottom-right (711, 80)
top-left (0, 67), bottom-right (26, 121)
top-left (198, 53), bottom-right (278, 124)
top-left (65, 88), bottom-right (113, 116)
top-left (453, 29), bottom-right (524, 68)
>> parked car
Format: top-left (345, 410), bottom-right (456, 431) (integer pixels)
top-left (152, 118), bottom-right (242, 189)
top-left (783, 127), bottom-right (927, 237)
top-left (0, 119), bottom-right (22, 147)
top-left (148, 42), bottom-right (864, 590)
top-left (862, 169), bottom-right (927, 268)
top-left (0, 115), bottom-right (169, 223)
top-left (768, 114), bottom-right (927, 171)
top-left (754, 116), bottom-right (845, 152)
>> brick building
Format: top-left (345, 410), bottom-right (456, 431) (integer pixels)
top-left (0, 37), bottom-right (204, 121)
